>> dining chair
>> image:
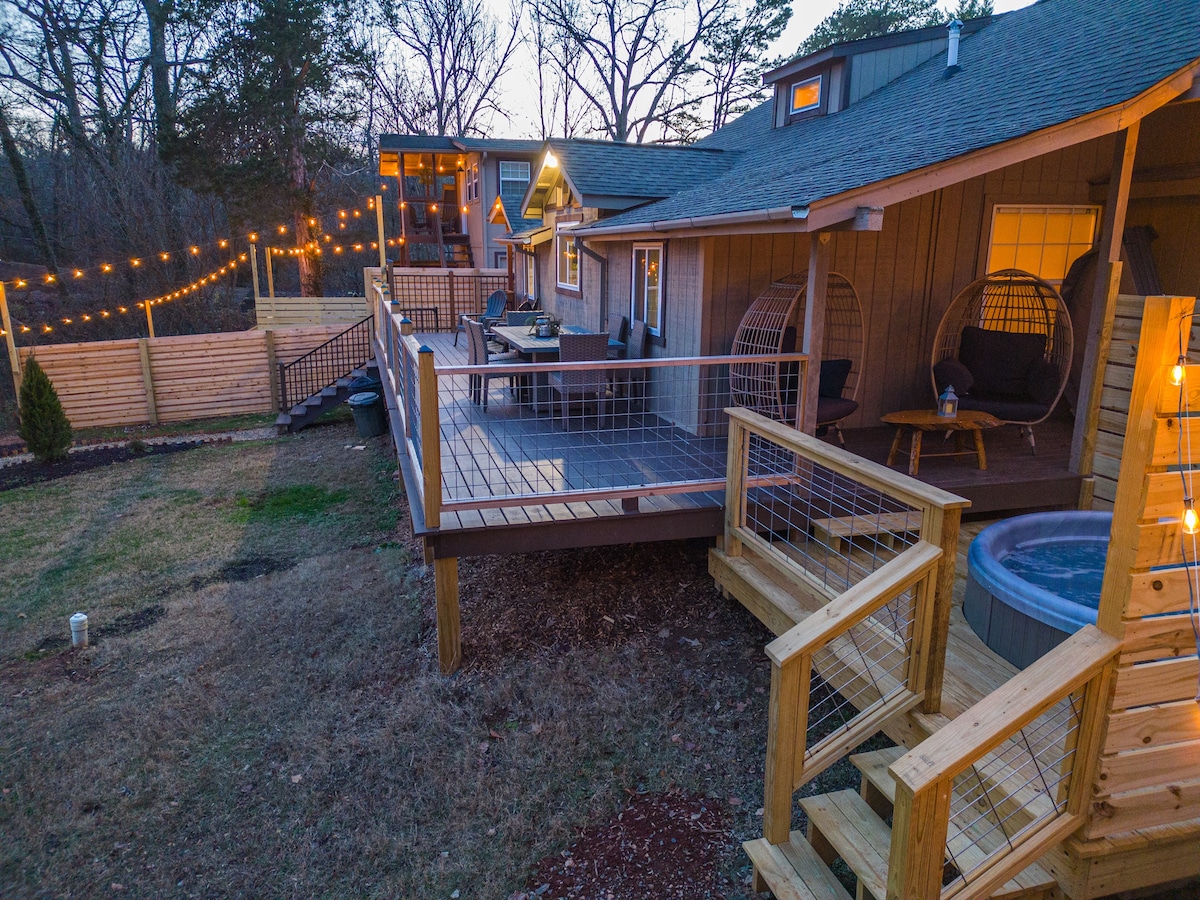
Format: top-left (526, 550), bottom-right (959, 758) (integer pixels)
top-left (455, 290), bottom-right (508, 346)
top-left (619, 319), bottom-right (649, 410)
top-left (607, 313), bottom-right (628, 360)
top-left (465, 318), bottom-right (519, 411)
top-left (548, 333), bottom-right (610, 427)
top-left (506, 310), bottom-right (539, 327)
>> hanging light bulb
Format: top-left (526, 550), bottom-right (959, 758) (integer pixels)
top-left (1171, 355), bottom-right (1186, 387)
top-left (1185, 499), bottom-right (1199, 535)
top-left (101, 264), bottom-right (113, 273)
top-left (219, 239), bottom-right (229, 249)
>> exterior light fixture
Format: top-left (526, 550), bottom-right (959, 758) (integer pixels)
top-left (1185, 498), bottom-right (1200, 535)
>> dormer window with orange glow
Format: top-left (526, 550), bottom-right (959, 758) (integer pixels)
top-left (789, 76), bottom-right (822, 115)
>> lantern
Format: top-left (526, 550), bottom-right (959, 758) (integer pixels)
top-left (938, 385), bottom-right (959, 418)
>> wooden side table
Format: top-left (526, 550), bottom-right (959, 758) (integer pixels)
top-left (881, 409), bottom-right (1002, 476)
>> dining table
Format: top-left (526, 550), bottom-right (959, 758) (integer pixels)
top-left (488, 324), bottom-right (624, 413)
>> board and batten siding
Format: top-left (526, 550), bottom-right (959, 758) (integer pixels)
top-left (703, 133), bottom-right (1118, 427)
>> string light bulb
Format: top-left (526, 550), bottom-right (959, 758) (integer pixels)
top-left (1185, 499), bottom-right (1200, 535)
top-left (1171, 356), bottom-right (1186, 387)
top-left (101, 264), bottom-right (113, 273)
top-left (219, 239), bottom-right (229, 249)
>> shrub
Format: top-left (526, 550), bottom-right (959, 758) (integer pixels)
top-left (18, 356), bottom-right (73, 462)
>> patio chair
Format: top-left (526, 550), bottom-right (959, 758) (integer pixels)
top-left (607, 313), bottom-right (628, 360)
top-left (616, 319), bottom-right (649, 410)
top-left (548, 332), bottom-right (610, 427)
top-left (465, 318), bottom-right (519, 411)
top-left (930, 269), bottom-right (1073, 454)
top-left (455, 289), bottom-right (508, 346)
top-left (730, 272), bottom-right (864, 440)
top-left (506, 310), bottom-right (539, 327)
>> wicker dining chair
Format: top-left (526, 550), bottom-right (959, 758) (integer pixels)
top-left (465, 318), bottom-right (519, 411)
top-left (548, 333), bottom-right (610, 427)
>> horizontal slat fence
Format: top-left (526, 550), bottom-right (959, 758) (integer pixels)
top-left (254, 295), bottom-right (371, 327)
top-left (18, 324), bottom-right (347, 428)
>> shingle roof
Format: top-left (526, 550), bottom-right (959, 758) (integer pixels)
top-left (588, 0), bottom-right (1200, 232)
top-left (497, 195), bottom-right (542, 233)
top-left (547, 139), bottom-right (735, 201)
top-left (454, 137), bottom-right (543, 154)
top-left (379, 134), bottom-right (460, 152)
top-left (379, 135), bottom-right (543, 154)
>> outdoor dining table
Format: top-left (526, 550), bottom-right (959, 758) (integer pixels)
top-left (488, 324), bottom-right (624, 413)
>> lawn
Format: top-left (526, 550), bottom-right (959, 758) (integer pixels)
top-left (0, 419), bottom-right (798, 899)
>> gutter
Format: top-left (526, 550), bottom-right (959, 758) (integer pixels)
top-left (578, 204), bottom-right (809, 238)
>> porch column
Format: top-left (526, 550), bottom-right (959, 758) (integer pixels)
top-left (1070, 122), bottom-right (1140, 478)
top-left (801, 232), bottom-right (832, 435)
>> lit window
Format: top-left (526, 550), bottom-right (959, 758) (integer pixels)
top-left (987, 205), bottom-right (1099, 285)
top-left (557, 229), bottom-right (579, 289)
top-left (631, 243), bottom-right (663, 337)
top-left (499, 161), bottom-right (530, 199)
top-left (464, 163), bottom-right (478, 202)
top-left (789, 76), bottom-right (822, 114)
top-left (524, 253), bottom-right (536, 301)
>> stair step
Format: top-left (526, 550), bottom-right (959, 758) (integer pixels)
top-left (744, 833), bottom-right (852, 900)
top-left (847, 749), bottom-right (1058, 899)
top-left (303, 396), bottom-right (325, 408)
top-left (320, 386), bottom-right (339, 397)
top-left (800, 790), bottom-right (891, 900)
top-left (708, 547), bottom-right (819, 637)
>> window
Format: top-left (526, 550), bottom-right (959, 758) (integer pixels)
top-left (499, 160), bottom-right (530, 198)
top-left (789, 75), bottom-right (822, 115)
top-left (557, 229), bottom-right (579, 289)
top-left (987, 205), bottom-right (1099, 285)
top-left (463, 163), bottom-right (479, 202)
top-left (631, 243), bottom-right (663, 337)
top-left (524, 253), bottom-right (536, 301)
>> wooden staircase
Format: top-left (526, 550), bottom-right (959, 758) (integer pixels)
top-left (275, 359), bottom-right (380, 434)
top-left (744, 746), bottom-right (1058, 900)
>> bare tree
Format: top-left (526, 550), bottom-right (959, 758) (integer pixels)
top-left (526, 4), bottom-right (590, 139)
top-left (534, 0), bottom-right (727, 144)
top-left (377, 0), bottom-right (520, 137)
top-left (701, 0), bottom-right (790, 132)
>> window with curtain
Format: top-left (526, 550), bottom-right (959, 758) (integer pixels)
top-left (557, 229), bottom-right (579, 289)
top-left (986, 205), bottom-right (1099, 286)
top-left (631, 243), bottom-right (663, 336)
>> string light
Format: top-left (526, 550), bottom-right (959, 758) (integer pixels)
top-left (1172, 355), bottom-right (1186, 387)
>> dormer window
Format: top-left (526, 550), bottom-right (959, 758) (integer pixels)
top-left (789, 76), bottom-right (822, 115)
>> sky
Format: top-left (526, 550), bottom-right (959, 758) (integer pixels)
top-left (492, 0), bottom-right (1036, 138)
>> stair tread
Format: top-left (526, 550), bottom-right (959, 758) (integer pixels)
top-left (800, 790), bottom-right (891, 900)
top-left (846, 749), bottom-right (1058, 898)
top-left (744, 834), bottom-right (853, 900)
top-left (709, 548), bottom-right (815, 637)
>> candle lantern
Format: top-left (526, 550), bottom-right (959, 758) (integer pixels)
top-left (938, 385), bottom-right (959, 418)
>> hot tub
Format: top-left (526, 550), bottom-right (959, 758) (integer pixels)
top-left (963, 511), bottom-right (1111, 669)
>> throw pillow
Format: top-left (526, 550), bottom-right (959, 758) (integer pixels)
top-left (819, 358), bottom-right (853, 399)
top-left (933, 357), bottom-right (974, 395)
top-left (958, 326), bottom-right (1046, 397)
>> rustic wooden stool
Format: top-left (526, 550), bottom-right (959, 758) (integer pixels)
top-left (881, 409), bottom-right (1002, 476)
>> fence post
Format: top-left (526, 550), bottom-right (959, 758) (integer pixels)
top-left (144, 300), bottom-right (156, 339)
top-left (375, 194), bottom-right (387, 269)
top-left (920, 503), bottom-right (960, 714)
top-left (265, 246), bottom-right (275, 300)
top-left (0, 281), bottom-right (21, 403)
top-left (447, 270), bottom-right (456, 334)
top-left (264, 330), bottom-right (281, 411)
top-left (137, 338), bottom-right (159, 425)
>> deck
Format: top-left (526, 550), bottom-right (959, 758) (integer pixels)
top-left (384, 330), bottom-right (1081, 560)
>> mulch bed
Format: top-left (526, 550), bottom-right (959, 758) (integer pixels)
top-left (519, 791), bottom-right (731, 900)
top-left (0, 439), bottom-right (220, 492)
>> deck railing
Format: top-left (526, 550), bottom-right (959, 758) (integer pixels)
top-left (723, 409), bottom-right (970, 847)
top-left (386, 266), bottom-right (508, 331)
top-left (375, 288), bottom-right (811, 521)
top-left (888, 625), bottom-right (1119, 900)
top-left (278, 314), bottom-right (375, 411)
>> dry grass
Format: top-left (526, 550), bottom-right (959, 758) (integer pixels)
top-left (0, 420), bottom-right (884, 899)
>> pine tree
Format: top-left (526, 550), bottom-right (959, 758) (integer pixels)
top-left (18, 357), bottom-right (73, 462)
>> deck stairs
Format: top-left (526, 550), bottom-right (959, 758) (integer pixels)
top-left (743, 745), bottom-right (1058, 900)
top-left (274, 359), bottom-right (380, 434)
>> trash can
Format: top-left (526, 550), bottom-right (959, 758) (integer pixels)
top-left (347, 391), bottom-right (386, 438)
top-left (348, 374), bottom-right (382, 393)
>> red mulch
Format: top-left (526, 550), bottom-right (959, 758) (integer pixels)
top-left (518, 791), bottom-right (732, 900)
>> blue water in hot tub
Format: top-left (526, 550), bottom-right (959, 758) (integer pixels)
top-left (999, 538), bottom-right (1108, 609)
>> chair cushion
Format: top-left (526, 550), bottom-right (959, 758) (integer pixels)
top-left (816, 396), bottom-right (859, 424)
top-left (933, 357), bottom-right (975, 395)
top-left (819, 358), bottom-right (853, 399)
top-left (1026, 359), bottom-right (1061, 406)
top-left (958, 326), bottom-right (1046, 397)
top-left (959, 393), bottom-right (1049, 422)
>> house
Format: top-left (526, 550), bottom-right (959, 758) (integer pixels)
top-left (509, 0), bottom-right (1200, 513)
top-left (377, 135), bottom-right (541, 269)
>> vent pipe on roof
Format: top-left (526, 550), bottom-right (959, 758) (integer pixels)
top-left (946, 18), bottom-right (963, 71)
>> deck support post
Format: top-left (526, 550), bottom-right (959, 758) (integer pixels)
top-left (434, 555), bottom-right (461, 673)
top-left (920, 505), bottom-right (960, 714)
top-left (1071, 122), bottom-right (1140, 476)
top-left (801, 232), bottom-right (831, 435)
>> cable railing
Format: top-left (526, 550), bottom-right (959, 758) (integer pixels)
top-left (888, 625), bottom-right (1119, 900)
top-left (278, 314), bottom-right (375, 411)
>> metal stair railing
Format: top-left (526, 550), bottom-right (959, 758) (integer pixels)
top-left (279, 315), bottom-right (375, 411)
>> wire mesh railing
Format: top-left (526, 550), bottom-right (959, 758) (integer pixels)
top-left (887, 625), bottom-right (1120, 900)
top-left (278, 314), bottom-right (374, 411)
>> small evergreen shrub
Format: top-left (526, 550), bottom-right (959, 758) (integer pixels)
top-left (18, 357), bottom-right (73, 462)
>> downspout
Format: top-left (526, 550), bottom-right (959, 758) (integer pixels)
top-left (576, 237), bottom-right (607, 331)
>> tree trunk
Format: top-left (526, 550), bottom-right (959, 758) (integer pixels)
top-left (287, 132), bottom-right (321, 297)
top-left (0, 106), bottom-right (67, 297)
top-left (142, 0), bottom-right (176, 150)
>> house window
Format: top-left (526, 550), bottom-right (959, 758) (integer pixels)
top-left (463, 163), bottom-right (478, 202)
top-left (987, 205), bottom-right (1099, 285)
top-left (557, 229), bottom-right (579, 290)
top-left (524, 253), bottom-right (536, 301)
top-left (631, 243), bottom-right (663, 337)
top-left (789, 75), bottom-right (822, 115)
top-left (499, 160), bottom-right (530, 198)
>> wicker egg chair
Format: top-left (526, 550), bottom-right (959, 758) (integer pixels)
top-left (730, 271), bottom-right (864, 442)
top-left (930, 269), bottom-right (1073, 454)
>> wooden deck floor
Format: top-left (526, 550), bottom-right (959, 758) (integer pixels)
top-left (390, 332), bottom-right (1081, 557)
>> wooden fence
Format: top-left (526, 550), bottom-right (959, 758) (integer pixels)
top-left (18, 324), bottom-right (345, 428)
top-left (254, 295), bottom-right (370, 328)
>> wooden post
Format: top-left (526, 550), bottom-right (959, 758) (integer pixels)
top-left (434, 555), bottom-right (461, 673)
top-left (801, 232), bottom-right (831, 435)
top-left (375, 194), bottom-right (387, 269)
top-left (144, 298), bottom-right (156, 339)
top-left (265, 246), bottom-right (276, 300)
top-left (447, 270), bottom-right (457, 332)
top-left (249, 242), bottom-right (261, 300)
top-left (137, 337), bottom-right (158, 425)
top-left (886, 780), bottom-right (952, 900)
top-left (506, 244), bottom-right (515, 300)
top-left (919, 504), bottom-right (961, 714)
top-left (723, 414), bottom-right (749, 558)
top-left (1071, 122), bottom-right (1140, 475)
top-left (264, 330), bottom-right (280, 412)
top-left (762, 659), bottom-right (804, 844)
top-left (418, 345), bottom-right (440, 530)
top-left (0, 281), bottom-right (21, 402)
